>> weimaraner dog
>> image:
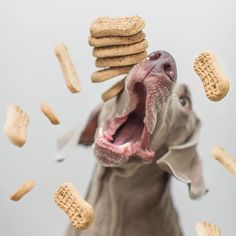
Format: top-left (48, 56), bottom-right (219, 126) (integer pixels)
top-left (65, 50), bottom-right (207, 236)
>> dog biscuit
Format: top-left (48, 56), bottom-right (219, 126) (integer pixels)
top-left (10, 179), bottom-right (35, 201)
top-left (102, 78), bottom-right (125, 102)
top-left (92, 66), bottom-right (132, 83)
top-left (54, 43), bottom-right (81, 93)
top-left (89, 31), bottom-right (145, 47)
top-left (93, 39), bottom-right (148, 58)
top-left (96, 51), bottom-right (147, 68)
top-left (41, 102), bottom-right (60, 125)
top-left (90, 15), bottom-right (145, 37)
top-left (54, 183), bottom-right (94, 230)
top-left (4, 105), bottom-right (29, 147)
top-left (195, 221), bottom-right (221, 236)
top-left (211, 146), bottom-right (236, 177)
top-left (194, 52), bottom-right (229, 101)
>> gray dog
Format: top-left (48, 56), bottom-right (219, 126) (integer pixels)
top-left (65, 50), bottom-right (207, 236)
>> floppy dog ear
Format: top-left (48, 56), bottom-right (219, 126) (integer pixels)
top-left (156, 120), bottom-right (208, 199)
top-left (79, 105), bottom-right (102, 145)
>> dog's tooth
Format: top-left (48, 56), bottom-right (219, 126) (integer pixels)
top-left (120, 143), bottom-right (130, 149)
top-left (120, 143), bottom-right (132, 156)
top-left (99, 127), bottom-right (103, 136)
top-left (104, 132), bottom-right (113, 142)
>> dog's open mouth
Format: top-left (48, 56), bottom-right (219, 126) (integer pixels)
top-left (94, 81), bottom-right (157, 166)
top-left (93, 51), bottom-right (176, 167)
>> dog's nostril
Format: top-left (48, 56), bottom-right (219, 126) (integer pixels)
top-left (164, 63), bottom-right (171, 73)
top-left (163, 63), bottom-right (175, 81)
top-left (148, 51), bottom-right (161, 61)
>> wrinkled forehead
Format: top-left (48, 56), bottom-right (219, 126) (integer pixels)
top-left (175, 84), bottom-right (192, 98)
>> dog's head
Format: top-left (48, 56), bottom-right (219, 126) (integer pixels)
top-left (80, 50), bottom-right (207, 199)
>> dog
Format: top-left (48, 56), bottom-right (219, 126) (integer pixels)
top-left (65, 50), bottom-right (207, 236)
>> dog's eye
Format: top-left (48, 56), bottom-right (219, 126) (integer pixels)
top-left (179, 96), bottom-right (191, 110)
top-left (179, 96), bottom-right (187, 106)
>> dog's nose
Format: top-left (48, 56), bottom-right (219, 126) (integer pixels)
top-left (148, 51), bottom-right (161, 61)
top-left (148, 50), bottom-right (177, 82)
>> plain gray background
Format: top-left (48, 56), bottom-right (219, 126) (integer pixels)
top-left (0, 0), bottom-right (235, 235)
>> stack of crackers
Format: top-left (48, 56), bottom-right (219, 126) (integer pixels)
top-left (89, 16), bottom-right (148, 83)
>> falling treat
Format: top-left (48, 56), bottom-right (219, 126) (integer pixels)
top-left (10, 179), bottom-right (35, 201)
top-left (90, 15), bottom-right (145, 37)
top-left (54, 183), bottom-right (94, 230)
top-left (102, 78), bottom-right (125, 102)
top-left (93, 39), bottom-right (148, 58)
top-left (211, 146), bottom-right (236, 177)
top-left (194, 52), bottom-right (229, 101)
top-left (54, 43), bottom-right (81, 93)
top-left (41, 102), bottom-right (60, 125)
top-left (195, 221), bottom-right (221, 236)
top-left (4, 105), bottom-right (29, 147)
top-left (92, 66), bottom-right (133, 83)
top-left (89, 31), bottom-right (145, 47)
top-left (96, 51), bottom-right (147, 68)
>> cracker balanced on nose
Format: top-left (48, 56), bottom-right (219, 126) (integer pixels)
top-left (91, 66), bottom-right (133, 83)
top-left (89, 31), bottom-right (145, 47)
top-left (90, 15), bottom-right (145, 37)
top-left (89, 15), bottom-right (148, 101)
top-left (93, 39), bottom-right (148, 58)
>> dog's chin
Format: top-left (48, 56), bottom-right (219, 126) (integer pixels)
top-left (94, 138), bottom-right (155, 167)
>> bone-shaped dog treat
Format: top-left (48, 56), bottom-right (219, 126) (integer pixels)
top-left (211, 146), bottom-right (236, 177)
top-left (54, 183), bottom-right (94, 230)
top-left (54, 43), bottom-right (81, 93)
top-left (92, 66), bottom-right (132, 83)
top-left (10, 179), bottom-right (35, 201)
top-left (4, 105), bottom-right (29, 147)
top-left (194, 52), bottom-right (229, 101)
top-left (93, 39), bottom-right (148, 58)
top-left (101, 78), bottom-right (125, 102)
top-left (195, 221), bottom-right (221, 236)
top-left (41, 102), bottom-right (60, 125)
top-left (96, 51), bottom-right (147, 68)
top-left (89, 31), bottom-right (145, 47)
top-left (90, 15), bottom-right (145, 37)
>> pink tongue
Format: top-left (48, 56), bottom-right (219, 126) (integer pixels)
top-left (112, 113), bottom-right (144, 145)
